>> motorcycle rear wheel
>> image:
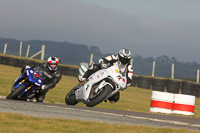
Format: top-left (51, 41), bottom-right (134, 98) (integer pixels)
top-left (86, 85), bottom-right (112, 107)
top-left (6, 84), bottom-right (26, 100)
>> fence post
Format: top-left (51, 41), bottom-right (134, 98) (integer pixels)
top-left (19, 41), bottom-right (22, 57)
top-left (29, 45), bottom-right (45, 60)
top-left (89, 53), bottom-right (94, 65)
top-left (171, 63), bottom-right (174, 79)
top-left (26, 44), bottom-right (30, 58)
top-left (130, 58), bottom-right (133, 66)
top-left (197, 69), bottom-right (199, 83)
top-left (41, 45), bottom-right (45, 60)
top-left (3, 43), bottom-right (7, 54)
top-left (152, 60), bottom-right (156, 77)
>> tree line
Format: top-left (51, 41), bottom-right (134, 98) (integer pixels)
top-left (0, 37), bottom-right (199, 80)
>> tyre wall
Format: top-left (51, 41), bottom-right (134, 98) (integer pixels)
top-left (0, 55), bottom-right (79, 77)
top-left (166, 79), bottom-right (181, 94)
top-left (1, 55), bottom-right (199, 97)
top-left (196, 84), bottom-right (200, 98)
top-left (130, 75), bottom-right (138, 87)
top-left (137, 76), bottom-right (152, 89)
top-left (20, 59), bottom-right (37, 68)
top-left (0, 55), bottom-right (5, 64)
top-left (59, 66), bottom-right (79, 77)
top-left (152, 78), bottom-right (167, 92)
top-left (4, 56), bottom-right (21, 67)
top-left (181, 81), bottom-right (196, 96)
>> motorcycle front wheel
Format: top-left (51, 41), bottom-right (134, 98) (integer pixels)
top-left (65, 88), bottom-right (78, 105)
top-left (86, 85), bottom-right (112, 107)
top-left (6, 84), bottom-right (26, 100)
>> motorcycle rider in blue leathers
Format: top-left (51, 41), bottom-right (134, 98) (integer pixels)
top-left (21, 57), bottom-right (62, 102)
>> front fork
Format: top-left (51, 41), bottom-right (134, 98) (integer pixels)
top-left (17, 79), bottom-right (33, 98)
top-left (73, 80), bottom-right (86, 91)
top-left (12, 78), bottom-right (27, 91)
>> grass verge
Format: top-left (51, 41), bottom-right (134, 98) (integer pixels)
top-left (0, 64), bottom-right (199, 118)
top-left (0, 113), bottom-right (199, 133)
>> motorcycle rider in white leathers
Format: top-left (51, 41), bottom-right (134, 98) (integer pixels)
top-left (78, 48), bottom-right (133, 103)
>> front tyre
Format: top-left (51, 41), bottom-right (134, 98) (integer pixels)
top-left (65, 89), bottom-right (78, 105)
top-left (86, 85), bottom-right (112, 107)
top-left (6, 84), bottom-right (26, 100)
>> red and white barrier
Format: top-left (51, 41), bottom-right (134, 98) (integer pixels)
top-left (150, 91), bottom-right (174, 114)
top-left (172, 94), bottom-right (195, 115)
top-left (150, 91), bottom-right (196, 115)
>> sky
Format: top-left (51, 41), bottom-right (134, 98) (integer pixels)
top-left (0, 0), bottom-right (200, 63)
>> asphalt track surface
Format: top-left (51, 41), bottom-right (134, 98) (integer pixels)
top-left (0, 99), bottom-right (200, 131)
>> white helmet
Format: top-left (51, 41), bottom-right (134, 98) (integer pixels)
top-left (118, 48), bottom-right (132, 65)
top-left (47, 57), bottom-right (59, 71)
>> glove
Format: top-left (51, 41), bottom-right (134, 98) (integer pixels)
top-left (41, 85), bottom-right (47, 90)
top-left (25, 66), bottom-right (31, 69)
top-left (127, 83), bottom-right (131, 87)
top-left (78, 76), bottom-right (86, 82)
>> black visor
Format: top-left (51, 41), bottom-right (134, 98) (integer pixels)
top-left (119, 55), bottom-right (130, 65)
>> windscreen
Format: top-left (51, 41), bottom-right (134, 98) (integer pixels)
top-left (33, 67), bottom-right (45, 79)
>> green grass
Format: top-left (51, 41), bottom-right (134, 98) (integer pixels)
top-left (0, 64), bottom-right (200, 132)
top-left (0, 64), bottom-right (200, 118)
top-left (0, 113), bottom-right (199, 133)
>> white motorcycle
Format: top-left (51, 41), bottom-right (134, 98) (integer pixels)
top-left (65, 63), bottom-right (127, 107)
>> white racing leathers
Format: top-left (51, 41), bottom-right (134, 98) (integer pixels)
top-left (99, 54), bottom-right (133, 87)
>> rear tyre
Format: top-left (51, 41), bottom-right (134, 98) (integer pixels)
top-left (86, 85), bottom-right (112, 107)
top-left (65, 89), bottom-right (78, 105)
top-left (6, 84), bottom-right (26, 100)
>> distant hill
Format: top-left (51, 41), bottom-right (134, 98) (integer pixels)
top-left (0, 38), bottom-right (103, 65)
top-left (0, 37), bottom-right (199, 81)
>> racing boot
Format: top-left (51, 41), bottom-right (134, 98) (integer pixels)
top-left (108, 92), bottom-right (120, 103)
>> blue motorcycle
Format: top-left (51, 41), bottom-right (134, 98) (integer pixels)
top-left (6, 66), bottom-right (44, 101)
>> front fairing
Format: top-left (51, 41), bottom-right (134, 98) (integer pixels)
top-left (75, 64), bottom-right (127, 102)
top-left (13, 68), bottom-right (44, 89)
top-left (75, 69), bottom-right (109, 101)
top-left (26, 68), bottom-right (44, 86)
top-left (107, 65), bottom-right (127, 89)
top-left (13, 74), bottom-right (26, 87)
